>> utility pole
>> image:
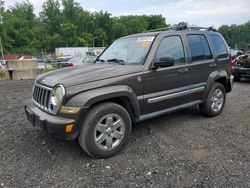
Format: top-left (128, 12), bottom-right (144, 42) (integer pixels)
top-left (0, 37), bottom-right (4, 63)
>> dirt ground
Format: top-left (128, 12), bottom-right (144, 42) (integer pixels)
top-left (0, 79), bottom-right (249, 187)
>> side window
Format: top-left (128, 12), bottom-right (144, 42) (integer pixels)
top-left (187, 35), bottom-right (204, 61)
top-left (209, 34), bottom-right (228, 58)
top-left (200, 35), bottom-right (213, 60)
top-left (187, 35), bottom-right (213, 62)
top-left (155, 36), bottom-right (185, 65)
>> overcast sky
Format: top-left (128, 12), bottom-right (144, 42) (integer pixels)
top-left (4, 0), bottom-right (250, 28)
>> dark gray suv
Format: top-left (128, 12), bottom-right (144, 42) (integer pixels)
top-left (25, 26), bottom-right (233, 158)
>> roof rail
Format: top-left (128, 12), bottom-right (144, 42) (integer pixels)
top-left (187, 26), bottom-right (217, 31)
top-left (146, 25), bottom-right (217, 33)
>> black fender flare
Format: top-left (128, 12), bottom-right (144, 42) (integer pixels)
top-left (65, 85), bottom-right (141, 120)
top-left (202, 70), bottom-right (228, 100)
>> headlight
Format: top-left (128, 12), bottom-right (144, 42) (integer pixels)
top-left (52, 85), bottom-right (65, 105)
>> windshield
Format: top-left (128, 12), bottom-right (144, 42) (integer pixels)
top-left (97, 36), bottom-right (155, 65)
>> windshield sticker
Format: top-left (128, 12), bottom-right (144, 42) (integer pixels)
top-left (141, 41), bottom-right (150, 48)
top-left (136, 37), bottom-right (155, 42)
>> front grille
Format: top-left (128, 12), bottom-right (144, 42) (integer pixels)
top-left (32, 83), bottom-right (52, 111)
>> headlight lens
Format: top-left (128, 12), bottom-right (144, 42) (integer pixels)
top-left (52, 85), bottom-right (65, 105)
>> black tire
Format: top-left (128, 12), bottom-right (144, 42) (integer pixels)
top-left (200, 82), bottom-right (226, 117)
top-left (78, 102), bottom-right (132, 158)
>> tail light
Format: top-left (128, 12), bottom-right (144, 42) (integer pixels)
top-left (229, 59), bottom-right (236, 74)
top-left (68, 63), bottom-right (74, 67)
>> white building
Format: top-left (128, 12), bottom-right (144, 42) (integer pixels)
top-left (55, 47), bottom-right (105, 58)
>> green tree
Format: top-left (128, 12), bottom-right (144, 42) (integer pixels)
top-left (61, 23), bottom-right (77, 46)
top-left (0, 0), bottom-right (4, 22)
top-left (219, 22), bottom-right (250, 49)
top-left (147, 15), bottom-right (167, 30)
top-left (2, 0), bottom-right (37, 53)
top-left (118, 15), bottom-right (148, 34)
top-left (40, 0), bottom-right (61, 34)
top-left (110, 22), bottom-right (127, 41)
top-left (61, 0), bottom-right (81, 24)
top-left (1, 0), bottom-right (173, 54)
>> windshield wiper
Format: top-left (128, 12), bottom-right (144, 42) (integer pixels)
top-left (95, 58), bottom-right (106, 63)
top-left (107, 58), bottom-right (125, 65)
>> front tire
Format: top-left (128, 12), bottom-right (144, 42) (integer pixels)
top-left (78, 102), bottom-right (132, 158)
top-left (200, 82), bottom-right (226, 117)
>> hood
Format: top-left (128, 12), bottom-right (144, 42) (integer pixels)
top-left (36, 63), bottom-right (144, 88)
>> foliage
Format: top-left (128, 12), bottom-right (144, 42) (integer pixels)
top-left (218, 21), bottom-right (250, 50)
top-left (0, 0), bottom-right (168, 54)
top-left (0, 69), bottom-right (7, 80)
top-left (0, 0), bottom-right (249, 55)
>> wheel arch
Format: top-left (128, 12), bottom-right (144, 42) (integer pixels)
top-left (202, 70), bottom-right (229, 100)
top-left (65, 85), bottom-right (141, 123)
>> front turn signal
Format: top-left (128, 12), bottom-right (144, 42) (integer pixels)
top-left (65, 124), bottom-right (74, 133)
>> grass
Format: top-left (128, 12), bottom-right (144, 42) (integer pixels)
top-left (0, 70), bottom-right (7, 80)
top-left (40, 63), bottom-right (59, 74)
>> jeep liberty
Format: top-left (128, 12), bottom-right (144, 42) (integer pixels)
top-left (25, 26), bottom-right (234, 158)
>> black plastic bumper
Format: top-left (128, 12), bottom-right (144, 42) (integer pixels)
top-left (233, 67), bottom-right (250, 78)
top-left (228, 75), bottom-right (234, 92)
top-left (25, 99), bottom-right (78, 140)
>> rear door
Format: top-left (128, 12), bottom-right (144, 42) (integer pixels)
top-left (208, 34), bottom-right (230, 70)
top-left (185, 34), bottom-right (215, 100)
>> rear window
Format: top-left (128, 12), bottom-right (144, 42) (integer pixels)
top-left (187, 35), bottom-right (212, 62)
top-left (209, 34), bottom-right (228, 58)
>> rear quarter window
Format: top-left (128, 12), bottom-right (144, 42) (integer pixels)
top-left (209, 34), bottom-right (228, 58)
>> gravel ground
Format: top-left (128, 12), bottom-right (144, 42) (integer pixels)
top-left (0, 79), bottom-right (249, 188)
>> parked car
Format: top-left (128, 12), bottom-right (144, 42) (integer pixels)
top-left (232, 54), bottom-right (250, 81)
top-left (231, 50), bottom-right (243, 58)
top-left (57, 55), bottom-right (73, 62)
top-left (58, 56), bottom-right (96, 68)
top-left (25, 26), bottom-right (233, 158)
top-left (38, 62), bottom-right (53, 70)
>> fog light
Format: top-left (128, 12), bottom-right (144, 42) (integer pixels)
top-left (66, 124), bottom-right (74, 133)
top-left (60, 106), bottom-right (80, 114)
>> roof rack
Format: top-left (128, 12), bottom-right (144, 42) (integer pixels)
top-left (146, 25), bottom-right (217, 33)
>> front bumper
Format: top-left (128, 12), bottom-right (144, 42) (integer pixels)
top-left (25, 99), bottom-right (78, 140)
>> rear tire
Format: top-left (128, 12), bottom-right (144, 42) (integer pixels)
top-left (78, 102), bottom-right (132, 158)
top-left (200, 82), bottom-right (226, 117)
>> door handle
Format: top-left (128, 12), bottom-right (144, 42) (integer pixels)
top-left (208, 63), bottom-right (217, 67)
top-left (177, 68), bottom-right (189, 74)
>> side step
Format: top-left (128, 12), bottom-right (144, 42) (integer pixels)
top-left (139, 100), bottom-right (203, 122)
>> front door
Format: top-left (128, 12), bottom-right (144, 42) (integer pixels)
top-left (142, 35), bottom-right (190, 115)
